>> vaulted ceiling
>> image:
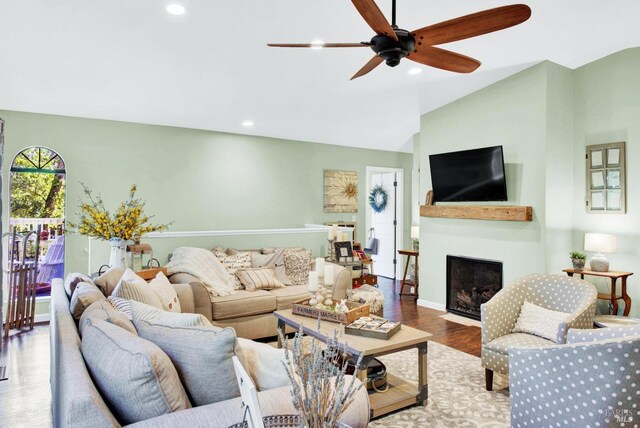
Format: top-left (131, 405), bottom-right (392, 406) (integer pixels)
top-left (1, 1), bottom-right (638, 152)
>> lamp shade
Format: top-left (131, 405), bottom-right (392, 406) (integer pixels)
top-left (411, 226), bottom-right (420, 240)
top-left (584, 233), bottom-right (617, 253)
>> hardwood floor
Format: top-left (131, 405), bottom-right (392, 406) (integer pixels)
top-left (0, 278), bottom-right (481, 426)
top-left (377, 276), bottom-right (481, 357)
top-left (0, 323), bottom-right (52, 427)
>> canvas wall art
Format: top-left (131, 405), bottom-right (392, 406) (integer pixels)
top-left (324, 170), bottom-right (358, 213)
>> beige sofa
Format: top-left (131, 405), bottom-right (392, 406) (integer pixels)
top-left (51, 279), bottom-right (369, 427)
top-left (169, 261), bottom-right (351, 339)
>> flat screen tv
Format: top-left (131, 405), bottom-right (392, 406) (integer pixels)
top-left (429, 145), bottom-right (507, 202)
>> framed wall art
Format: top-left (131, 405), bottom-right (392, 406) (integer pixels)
top-left (324, 170), bottom-right (358, 213)
top-left (586, 142), bottom-right (626, 213)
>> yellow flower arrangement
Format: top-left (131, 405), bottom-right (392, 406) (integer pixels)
top-left (69, 183), bottom-right (171, 240)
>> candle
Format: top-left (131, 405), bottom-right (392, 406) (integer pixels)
top-left (316, 257), bottom-right (325, 277)
top-left (332, 224), bottom-right (339, 239)
top-left (324, 264), bottom-right (335, 285)
top-left (308, 271), bottom-right (319, 292)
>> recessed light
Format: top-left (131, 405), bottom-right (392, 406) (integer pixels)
top-left (408, 67), bottom-right (422, 75)
top-left (166, 4), bottom-right (185, 15)
top-left (241, 120), bottom-right (254, 128)
top-left (310, 40), bottom-right (325, 50)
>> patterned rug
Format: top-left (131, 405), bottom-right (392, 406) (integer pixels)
top-left (369, 342), bottom-right (510, 427)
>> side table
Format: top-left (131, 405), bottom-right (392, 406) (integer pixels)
top-left (563, 268), bottom-right (633, 316)
top-left (398, 249), bottom-right (419, 300)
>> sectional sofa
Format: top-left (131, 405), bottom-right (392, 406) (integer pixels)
top-left (50, 278), bottom-right (369, 427)
top-left (168, 260), bottom-right (351, 340)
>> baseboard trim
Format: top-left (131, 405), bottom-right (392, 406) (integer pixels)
top-left (417, 299), bottom-right (446, 312)
top-left (35, 313), bottom-right (50, 323)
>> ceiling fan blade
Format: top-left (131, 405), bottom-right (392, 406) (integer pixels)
top-left (411, 4), bottom-right (531, 46)
top-left (407, 46), bottom-right (480, 73)
top-left (267, 43), bottom-right (370, 48)
top-left (350, 55), bottom-right (384, 80)
top-left (351, 0), bottom-right (398, 40)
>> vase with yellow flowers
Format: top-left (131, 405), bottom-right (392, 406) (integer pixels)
top-left (69, 183), bottom-right (172, 269)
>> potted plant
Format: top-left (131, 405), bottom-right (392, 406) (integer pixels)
top-left (69, 183), bottom-right (172, 269)
top-left (570, 251), bottom-right (586, 271)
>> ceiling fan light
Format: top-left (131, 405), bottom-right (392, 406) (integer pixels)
top-left (241, 120), bottom-right (254, 128)
top-left (408, 67), bottom-right (422, 75)
top-left (310, 40), bottom-right (325, 50)
top-left (166, 4), bottom-right (185, 15)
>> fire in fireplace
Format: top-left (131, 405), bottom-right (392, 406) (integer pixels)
top-left (446, 255), bottom-right (503, 320)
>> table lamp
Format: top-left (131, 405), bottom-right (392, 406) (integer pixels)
top-left (584, 233), bottom-right (617, 272)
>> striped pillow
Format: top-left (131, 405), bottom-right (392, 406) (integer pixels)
top-left (108, 296), bottom-right (132, 320)
top-left (236, 267), bottom-right (285, 291)
top-left (111, 269), bottom-right (163, 309)
top-left (130, 300), bottom-right (211, 327)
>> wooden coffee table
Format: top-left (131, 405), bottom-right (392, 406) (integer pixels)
top-left (274, 309), bottom-right (432, 418)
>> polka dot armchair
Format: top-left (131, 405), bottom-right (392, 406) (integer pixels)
top-left (481, 274), bottom-right (597, 391)
top-left (509, 326), bottom-right (640, 427)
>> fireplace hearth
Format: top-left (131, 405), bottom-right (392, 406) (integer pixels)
top-left (446, 255), bottom-right (503, 320)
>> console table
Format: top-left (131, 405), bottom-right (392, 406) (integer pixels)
top-left (398, 249), bottom-right (419, 300)
top-left (563, 269), bottom-right (633, 316)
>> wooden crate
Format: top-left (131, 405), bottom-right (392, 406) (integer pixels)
top-left (292, 299), bottom-right (369, 324)
top-left (136, 267), bottom-right (168, 281)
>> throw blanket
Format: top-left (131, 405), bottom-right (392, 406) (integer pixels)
top-left (165, 247), bottom-right (237, 296)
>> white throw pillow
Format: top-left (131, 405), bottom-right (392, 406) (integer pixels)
top-left (130, 300), bottom-right (210, 327)
top-left (237, 338), bottom-right (289, 391)
top-left (111, 269), bottom-right (163, 309)
top-left (512, 301), bottom-right (569, 342)
top-left (149, 272), bottom-right (181, 313)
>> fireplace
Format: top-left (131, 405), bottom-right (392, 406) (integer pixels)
top-left (446, 255), bottom-right (503, 320)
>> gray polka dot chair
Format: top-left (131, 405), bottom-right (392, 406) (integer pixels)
top-left (509, 325), bottom-right (640, 427)
top-left (481, 274), bottom-right (598, 391)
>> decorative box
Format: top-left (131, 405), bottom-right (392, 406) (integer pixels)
top-left (345, 317), bottom-right (401, 340)
top-left (291, 299), bottom-right (370, 324)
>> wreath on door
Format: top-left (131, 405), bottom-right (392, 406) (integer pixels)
top-left (368, 185), bottom-right (388, 213)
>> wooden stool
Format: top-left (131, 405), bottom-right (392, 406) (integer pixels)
top-left (398, 249), bottom-right (418, 300)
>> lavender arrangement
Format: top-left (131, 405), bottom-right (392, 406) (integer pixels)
top-left (278, 322), bottom-right (363, 428)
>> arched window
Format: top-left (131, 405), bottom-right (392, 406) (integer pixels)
top-left (9, 147), bottom-right (66, 296)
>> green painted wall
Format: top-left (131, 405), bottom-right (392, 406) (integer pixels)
top-left (418, 48), bottom-right (640, 318)
top-left (419, 63), bottom-right (553, 308)
top-left (572, 48), bottom-right (640, 317)
top-left (0, 110), bottom-right (412, 315)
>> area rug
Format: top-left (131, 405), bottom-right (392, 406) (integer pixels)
top-left (369, 342), bottom-right (509, 427)
top-left (274, 337), bottom-right (510, 427)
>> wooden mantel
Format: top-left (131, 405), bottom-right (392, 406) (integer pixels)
top-left (420, 205), bottom-right (533, 222)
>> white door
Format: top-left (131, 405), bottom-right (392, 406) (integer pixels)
top-left (370, 172), bottom-right (398, 278)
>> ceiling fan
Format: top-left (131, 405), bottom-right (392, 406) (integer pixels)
top-left (268, 0), bottom-right (531, 80)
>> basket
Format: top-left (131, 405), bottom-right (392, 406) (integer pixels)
top-left (291, 298), bottom-right (370, 324)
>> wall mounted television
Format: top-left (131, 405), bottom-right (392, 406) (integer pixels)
top-left (429, 145), bottom-right (507, 202)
